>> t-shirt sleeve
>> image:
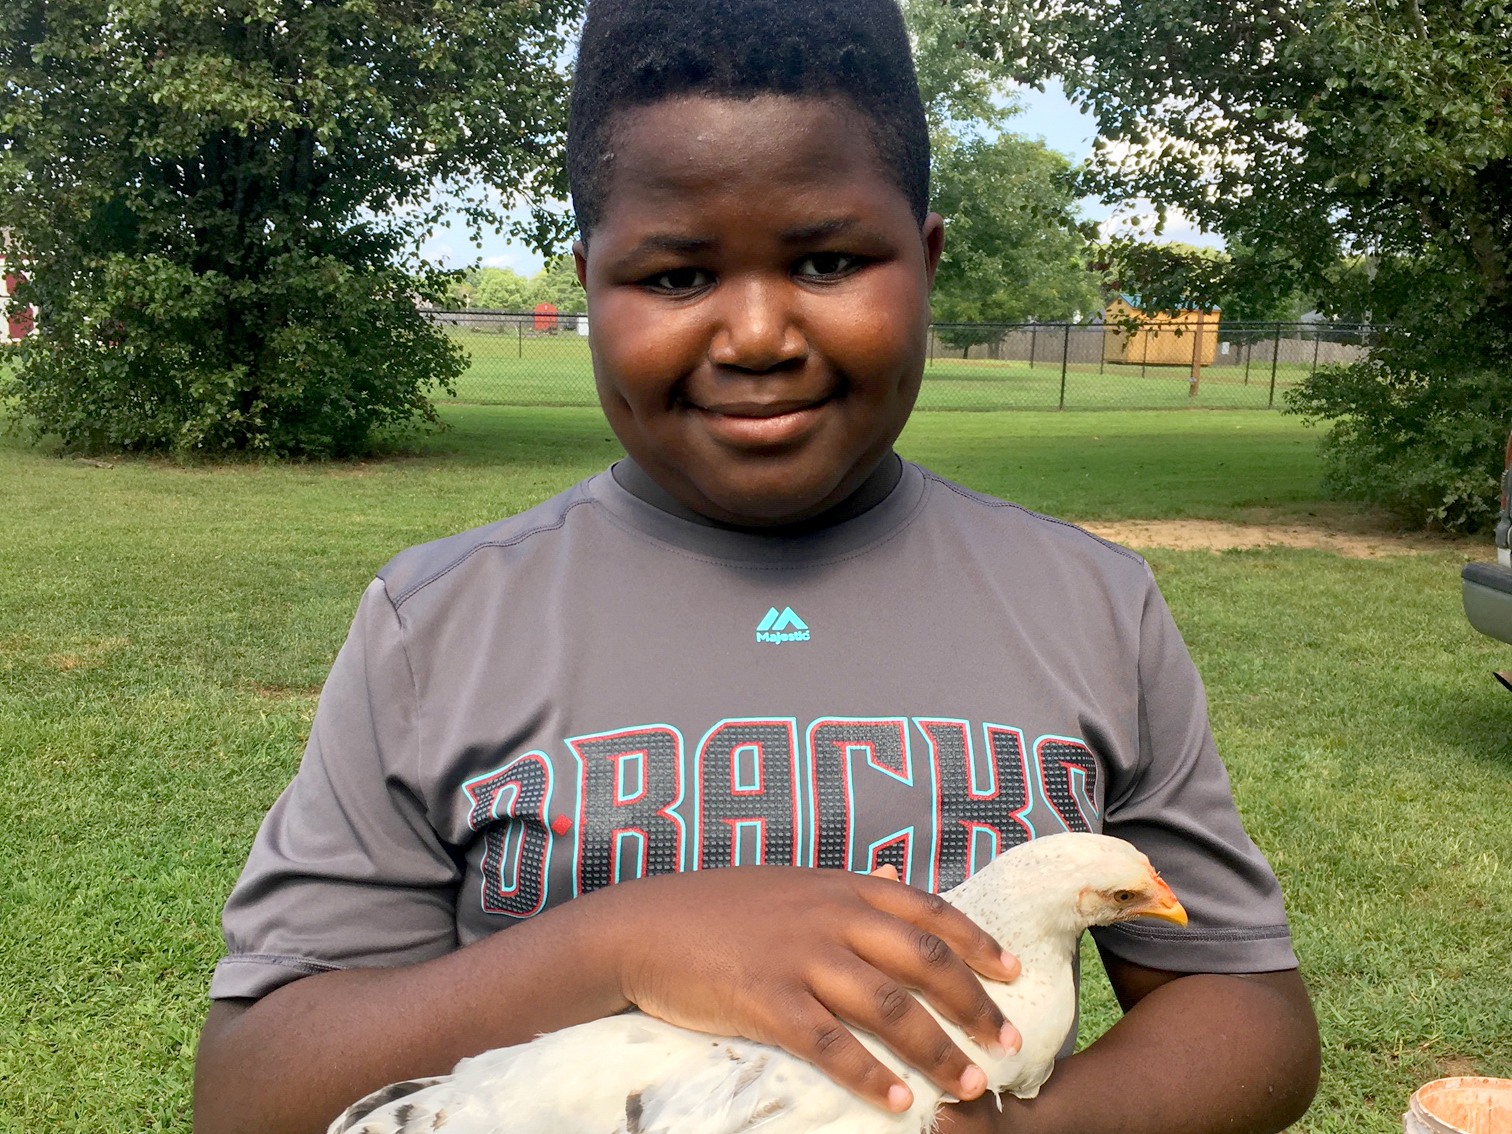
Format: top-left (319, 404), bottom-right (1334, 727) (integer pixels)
top-left (210, 578), bottom-right (462, 1000)
top-left (1090, 569), bottom-right (1298, 973)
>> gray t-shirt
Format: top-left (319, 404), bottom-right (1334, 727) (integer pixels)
top-left (212, 460), bottom-right (1295, 1001)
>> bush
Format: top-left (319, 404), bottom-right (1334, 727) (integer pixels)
top-left (3, 254), bottom-right (463, 459)
top-left (1286, 359), bottom-right (1512, 533)
top-left (0, 0), bottom-right (574, 461)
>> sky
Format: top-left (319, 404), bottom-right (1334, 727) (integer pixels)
top-left (414, 80), bottom-right (1222, 275)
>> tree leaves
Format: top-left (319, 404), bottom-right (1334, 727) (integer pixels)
top-left (0, 0), bottom-right (582, 456)
top-left (951, 0), bottom-right (1512, 528)
top-left (903, 0), bottom-right (1102, 326)
top-left (930, 132), bottom-right (1102, 325)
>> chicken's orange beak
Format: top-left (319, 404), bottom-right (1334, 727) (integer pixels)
top-left (1134, 871), bottom-right (1189, 926)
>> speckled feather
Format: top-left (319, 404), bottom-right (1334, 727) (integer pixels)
top-left (328, 833), bottom-right (1182, 1134)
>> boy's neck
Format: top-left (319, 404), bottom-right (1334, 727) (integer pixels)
top-left (612, 454), bottom-right (903, 535)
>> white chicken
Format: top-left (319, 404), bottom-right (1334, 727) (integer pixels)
top-left (330, 832), bottom-right (1188, 1134)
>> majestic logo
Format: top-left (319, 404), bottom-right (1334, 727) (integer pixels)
top-left (756, 606), bottom-right (810, 643)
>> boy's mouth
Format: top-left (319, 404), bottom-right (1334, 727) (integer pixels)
top-left (697, 397), bottom-right (828, 417)
top-left (686, 395), bottom-right (835, 446)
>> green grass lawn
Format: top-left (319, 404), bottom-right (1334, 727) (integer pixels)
top-left (2, 404), bottom-right (1508, 1132)
top-left (439, 329), bottom-right (1307, 411)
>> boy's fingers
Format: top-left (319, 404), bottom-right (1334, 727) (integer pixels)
top-left (862, 880), bottom-right (1020, 983)
top-left (812, 960), bottom-right (991, 1103)
top-left (848, 920), bottom-right (1014, 1059)
top-left (869, 864), bottom-right (901, 881)
top-left (772, 994), bottom-right (916, 1112)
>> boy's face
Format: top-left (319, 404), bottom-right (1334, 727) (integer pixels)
top-left (575, 95), bottom-right (943, 526)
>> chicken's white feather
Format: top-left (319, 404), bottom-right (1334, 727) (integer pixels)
top-left (329, 833), bottom-right (1185, 1134)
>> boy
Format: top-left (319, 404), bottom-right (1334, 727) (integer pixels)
top-left (194, 1), bottom-right (1321, 1131)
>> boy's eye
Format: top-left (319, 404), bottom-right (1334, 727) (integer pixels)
top-left (793, 252), bottom-right (864, 280)
top-left (643, 267), bottom-right (713, 293)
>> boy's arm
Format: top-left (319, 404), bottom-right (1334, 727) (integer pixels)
top-left (194, 887), bottom-right (631, 1134)
top-left (937, 951), bottom-right (1320, 1134)
top-left (194, 865), bottom-right (1020, 1134)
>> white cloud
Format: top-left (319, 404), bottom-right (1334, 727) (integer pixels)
top-left (480, 249), bottom-right (551, 274)
top-left (1097, 202), bottom-right (1225, 249)
top-left (1005, 86), bottom-right (1227, 251)
top-left (413, 209), bottom-right (549, 274)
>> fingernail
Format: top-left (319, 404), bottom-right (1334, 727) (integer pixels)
top-left (1000, 950), bottom-right (1020, 978)
top-left (1000, 1021), bottom-right (1021, 1053)
top-left (959, 1064), bottom-right (987, 1098)
top-left (887, 1083), bottom-right (913, 1111)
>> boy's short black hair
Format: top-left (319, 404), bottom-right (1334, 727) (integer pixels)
top-left (567, 0), bottom-right (929, 238)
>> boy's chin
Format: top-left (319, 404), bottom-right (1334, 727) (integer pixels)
top-left (677, 467), bottom-right (875, 527)
top-left (620, 428), bottom-right (900, 527)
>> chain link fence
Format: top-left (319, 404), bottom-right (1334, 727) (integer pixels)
top-left (424, 309), bottom-right (1381, 411)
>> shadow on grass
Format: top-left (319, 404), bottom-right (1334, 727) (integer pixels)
top-left (0, 403), bottom-right (623, 474)
top-left (420, 405), bottom-right (622, 470)
top-left (1428, 677), bottom-right (1512, 771)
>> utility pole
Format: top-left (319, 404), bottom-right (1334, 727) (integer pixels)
top-left (1058, 323), bottom-right (1071, 410)
top-left (1268, 323), bottom-right (1282, 407)
top-left (1189, 310), bottom-right (1204, 399)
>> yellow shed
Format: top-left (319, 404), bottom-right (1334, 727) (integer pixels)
top-left (1102, 295), bottom-right (1220, 366)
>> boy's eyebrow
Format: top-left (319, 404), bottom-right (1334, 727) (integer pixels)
top-left (778, 217), bottom-right (867, 243)
top-left (624, 234), bottom-right (718, 257)
top-left (614, 218), bottom-right (886, 263)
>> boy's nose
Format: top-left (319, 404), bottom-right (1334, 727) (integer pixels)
top-left (707, 278), bottom-right (807, 373)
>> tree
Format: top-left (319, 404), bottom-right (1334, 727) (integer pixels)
top-left (1101, 241), bottom-right (1312, 323)
top-left (453, 257), bottom-right (586, 314)
top-left (930, 133), bottom-right (1101, 337)
top-left (459, 268), bottom-right (537, 313)
top-left (906, 0), bottom-right (1011, 129)
top-left (902, 0), bottom-right (1102, 345)
top-left (531, 256), bottom-right (588, 315)
top-left (956, 0), bottom-right (1512, 528)
top-left (0, 0), bottom-right (579, 458)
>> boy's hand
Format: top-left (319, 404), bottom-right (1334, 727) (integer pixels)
top-left (584, 866), bottom-right (1021, 1113)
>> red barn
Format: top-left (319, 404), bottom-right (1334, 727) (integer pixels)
top-left (1, 241), bottom-right (34, 341)
top-left (4, 269), bottom-right (34, 340)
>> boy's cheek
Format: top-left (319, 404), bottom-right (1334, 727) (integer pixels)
top-left (821, 309), bottom-right (928, 384)
top-left (826, 272), bottom-right (932, 357)
top-left (589, 301), bottom-right (704, 397)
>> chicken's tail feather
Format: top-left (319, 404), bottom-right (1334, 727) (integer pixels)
top-left (621, 1044), bottom-right (834, 1134)
top-left (326, 1077), bottom-right (450, 1134)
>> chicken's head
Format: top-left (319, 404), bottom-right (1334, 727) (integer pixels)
top-left (1073, 855), bottom-right (1188, 928)
top-left (955, 832), bottom-right (1189, 942)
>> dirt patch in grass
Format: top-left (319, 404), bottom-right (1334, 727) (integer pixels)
top-left (41, 637), bottom-right (132, 671)
top-left (1433, 1055), bottom-right (1482, 1079)
top-left (1082, 517), bottom-right (1483, 558)
top-left (247, 682), bottom-right (322, 700)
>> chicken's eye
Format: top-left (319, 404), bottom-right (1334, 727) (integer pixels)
top-left (1113, 889), bottom-right (1136, 903)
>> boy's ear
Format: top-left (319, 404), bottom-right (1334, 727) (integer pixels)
top-left (573, 240), bottom-right (589, 289)
top-left (921, 213), bottom-right (945, 289)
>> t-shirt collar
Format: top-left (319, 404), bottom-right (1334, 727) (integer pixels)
top-left (593, 454), bottom-right (925, 564)
top-left (610, 453), bottom-right (903, 534)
